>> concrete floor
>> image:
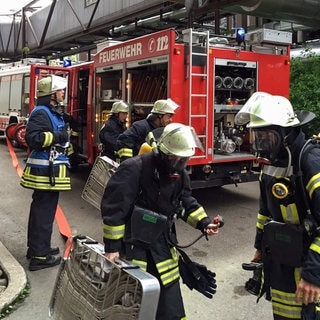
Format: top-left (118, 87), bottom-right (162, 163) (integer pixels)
top-left (0, 137), bottom-right (272, 320)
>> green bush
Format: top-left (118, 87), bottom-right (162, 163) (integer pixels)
top-left (290, 49), bottom-right (320, 135)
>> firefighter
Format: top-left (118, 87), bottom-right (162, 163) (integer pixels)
top-left (101, 122), bottom-right (220, 320)
top-left (99, 100), bottom-right (129, 160)
top-left (235, 92), bottom-right (320, 319)
top-left (20, 75), bottom-right (71, 271)
top-left (115, 98), bottom-right (178, 163)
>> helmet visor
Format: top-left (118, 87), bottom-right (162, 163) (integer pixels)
top-left (165, 155), bottom-right (190, 172)
top-left (251, 128), bottom-right (282, 161)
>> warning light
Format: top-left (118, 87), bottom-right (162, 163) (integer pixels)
top-left (174, 48), bottom-right (181, 55)
top-left (236, 28), bottom-right (246, 45)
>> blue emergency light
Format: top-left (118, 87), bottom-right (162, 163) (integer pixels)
top-left (236, 28), bottom-right (246, 45)
top-left (63, 59), bottom-right (72, 67)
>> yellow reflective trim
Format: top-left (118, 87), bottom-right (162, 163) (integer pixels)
top-left (67, 144), bottom-right (74, 155)
top-left (132, 259), bottom-right (147, 271)
top-left (280, 204), bottom-right (300, 224)
top-left (103, 224), bottom-right (125, 240)
top-left (310, 236), bottom-right (320, 254)
top-left (187, 207), bottom-right (207, 228)
top-left (157, 258), bottom-right (179, 274)
top-left (21, 170), bottom-right (70, 183)
top-left (43, 132), bottom-right (54, 147)
top-left (160, 266), bottom-right (180, 286)
top-left (117, 148), bottom-right (133, 158)
top-left (272, 288), bottom-right (302, 318)
top-left (157, 248), bottom-right (178, 273)
top-left (272, 289), bottom-right (301, 305)
top-left (21, 168), bottom-right (71, 190)
top-left (257, 213), bottom-right (268, 230)
top-left (294, 268), bottom-right (301, 287)
top-left (21, 174), bottom-right (70, 183)
top-left (272, 302), bottom-right (301, 319)
top-left (306, 173), bottom-right (320, 199)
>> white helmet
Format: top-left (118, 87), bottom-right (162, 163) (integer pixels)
top-left (157, 123), bottom-right (198, 157)
top-left (110, 100), bottom-right (129, 114)
top-left (37, 75), bottom-right (67, 97)
top-left (235, 92), bottom-right (300, 128)
top-left (151, 98), bottom-right (179, 115)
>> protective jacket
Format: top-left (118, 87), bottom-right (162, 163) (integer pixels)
top-left (255, 131), bottom-right (320, 319)
top-left (20, 105), bottom-right (71, 191)
top-left (101, 152), bottom-right (211, 287)
top-left (116, 118), bottom-right (157, 162)
top-left (99, 115), bottom-right (126, 160)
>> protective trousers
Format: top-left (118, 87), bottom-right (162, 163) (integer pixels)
top-left (27, 190), bottom-right (59, 257)
top-left (270, 263), bottom-right (320, 320)
top-left (146, 252), bottom-right (186, 320)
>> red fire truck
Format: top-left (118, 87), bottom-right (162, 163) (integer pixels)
top-left (91, 28), bottom-right (292, 188)
top-left (1, 61), bottom-right (94, 163)
top-left (5, 27), bottom-right (292, 189)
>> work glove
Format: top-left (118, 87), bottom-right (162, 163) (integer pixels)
top-left (179, 256), bottom-right (217, 299)
top-left (53, 128), bottom-right (69, 145)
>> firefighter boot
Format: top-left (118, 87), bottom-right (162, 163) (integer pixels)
top-left (26, 247), bottom-right (60, 259)
top-left (29, 255), bottom-right (61, 271)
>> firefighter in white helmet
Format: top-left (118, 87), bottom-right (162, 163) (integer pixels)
top-left (115, 98), bottom-right (178, 163)
top-left (99, 100), bottom-right (129, 160)
top-left (101, 123), bottom-right (220, 319)
top-left (235, 92), bottom-right (320, 319)
top-left (20, 74), bottom-right (70, 271)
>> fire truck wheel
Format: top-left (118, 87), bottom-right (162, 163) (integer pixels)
top-left (14, 124), bottom-right (28, 148)
top-left (5, 123), bottom-right (19, 147)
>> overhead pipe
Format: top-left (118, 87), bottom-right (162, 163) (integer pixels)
top-left (222, 0), bottom-right (320, 28)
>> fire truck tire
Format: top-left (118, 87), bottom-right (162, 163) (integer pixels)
top-left (5, 123), bottom-right (19, 147)
top-left (14, 124), bottom-right (28, 148)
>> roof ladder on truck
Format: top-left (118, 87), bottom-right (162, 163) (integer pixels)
top-left (182, 28), bottom-right (209, 159)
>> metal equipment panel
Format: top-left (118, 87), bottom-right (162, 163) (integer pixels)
top-left (81, 156), bottom-right (118, 211)
top-left (49, 236), bottom-right (160, 320)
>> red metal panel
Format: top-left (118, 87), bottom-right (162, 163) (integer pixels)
top-left (95, 29), bottom-right (176, 67)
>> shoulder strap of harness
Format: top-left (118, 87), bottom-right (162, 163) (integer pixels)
top-left (30, 105), bottom-right (64, 131)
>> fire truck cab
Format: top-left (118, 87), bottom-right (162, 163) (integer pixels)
top-left (93, 28), bottom-right (292, 189)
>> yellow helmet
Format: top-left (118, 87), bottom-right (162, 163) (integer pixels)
top-left (110, 100), bottom-right (129, 114)
top-left (151, 98), bottom-right (179, 115)
top-left (37, 75), bottom-right (67, 97)
top-left (235, 92), bottom-right (300, 128)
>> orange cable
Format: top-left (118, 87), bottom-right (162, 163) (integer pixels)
top-left (6, 137), bottom-right (73, 241)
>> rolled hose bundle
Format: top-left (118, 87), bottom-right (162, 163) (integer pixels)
top-left (244, 77), bottom-right (255, 90)
top-left (223, 76), bottom-right (233, 88)
top-left (233, 77), bottom-right (244, 89)
top-left (215, 76), bottom-right (223, 88)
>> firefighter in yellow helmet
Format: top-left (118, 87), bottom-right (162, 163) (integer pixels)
top-left (115, 98), bottom-right (178, 163)
top-left (20, 75), bottom-right (70, 271)
top-left (99, 100), bottom-right (129, 160)
top-left (235, 92), bottom-right (320, 319)
top-left (101, 123), bottom-right (220, 319)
